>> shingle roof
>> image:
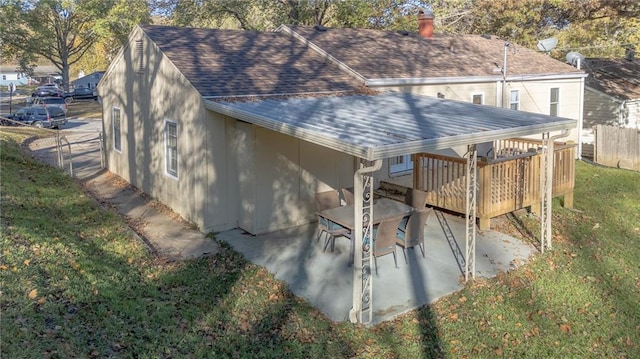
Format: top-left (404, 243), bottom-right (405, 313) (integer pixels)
top-left (279, 25), bottom-right (584, 81)
top-left (140, 25), bottom-right (364, 98)
top-left (583, 58), bottom-right (640, 100)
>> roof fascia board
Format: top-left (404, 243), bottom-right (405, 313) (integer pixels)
top-left (366, 72), bottom-right (587, 87)
top-left (275, 25), bottom-right (367, 84)
top-left (370, 120), bottom-right (576, 160)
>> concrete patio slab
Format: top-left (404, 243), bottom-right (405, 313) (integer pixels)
top-left (218, 210), bottom-right (535, 325)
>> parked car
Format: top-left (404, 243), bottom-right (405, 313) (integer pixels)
top-left (72, 87), bottom-right (97, 100)
top-left (32, 84), bottom-right (63, 98)
top-left (6, 106), bottom-right (67, 129)
top-left (30, 96), bottom-right (68, 115)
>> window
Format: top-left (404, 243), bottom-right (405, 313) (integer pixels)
top-left (509, 90), bottom-right (520, 110)
top-left (437, 92), bottom-right (445, 99)
top-left (2, 75), bottom-right (5, 80)
top-left (550, 88), bottom-right (559, 116)
top-left (165, 121), bottom-right (178, 177)
top-left (472, 94), bottom-right (484, 105)
top-left (113, 107), bottom-right (121, 152)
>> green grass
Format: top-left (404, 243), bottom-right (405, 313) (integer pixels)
top-left (1, 127), bottom-right (639, 358)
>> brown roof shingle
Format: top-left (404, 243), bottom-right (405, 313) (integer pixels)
top-left (140, 25), bottom-right (364, 98)
top-left (280, 25), bottom-right (583, 81)
top-left (583, 58), bottom-right (640, 100)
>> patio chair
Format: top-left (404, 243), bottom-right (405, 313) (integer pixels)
top-left (404, 188), bottom-right (428, 208)
top-left (315, 190), bottom-right (349, 251)
top-left (396, 208), bottom-right (432, 263)
top-left (372, 216), bottom-right (403, 273)
top-left (341, 187), bottom-right (355, 206)
top-left (399, 188), bottom-right (429, 230)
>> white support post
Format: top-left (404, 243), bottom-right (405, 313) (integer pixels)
top-left (464, 145), bottom-right (477, 281)
top-left (540, 129), bottom-right (570, 252)
top-left (349, 159), bottom-right (382, 324)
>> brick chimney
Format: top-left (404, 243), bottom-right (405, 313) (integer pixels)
top-left (418, 10), bottom-right (434, 39)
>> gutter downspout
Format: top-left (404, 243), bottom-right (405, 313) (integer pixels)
top-left (541, 129), bottom-right (570, 252)
top-left (349, 159), bottom-right (383, 324)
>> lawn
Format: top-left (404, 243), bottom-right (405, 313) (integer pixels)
top-left (1, 127), bottom-right (639, 358)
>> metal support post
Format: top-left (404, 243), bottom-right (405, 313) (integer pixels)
top-left (464, 144), bottom-right (477, 281)
top-left (349, 159), bottom-right (382, 324)
top-left (540, 129), bottom-right (570, 252)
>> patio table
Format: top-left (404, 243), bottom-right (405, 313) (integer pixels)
top-left (318, 198), bottom-right (415, 264)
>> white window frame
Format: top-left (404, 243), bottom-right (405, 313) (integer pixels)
top-left (550, 87), bottom-right (559, 116)
top-left (112, 107), bottom-right (122, 153)
top-left (471, 93), bottom-right (484, 105)
top-left (390, 155), bottom-right (413, 175)
top-left (509, 90), bottom-right (520, 110)
top-left (164, 120), bottom-right (178, 179)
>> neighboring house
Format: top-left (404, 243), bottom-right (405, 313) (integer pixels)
top-left (0, 66), bottom-right (30, 87)
top-left (97, 22), bottom-right (579, 236)
top-left (72, 71), bottom-right (105, 89)
top-left (582, 55), bottom-right (640, 142)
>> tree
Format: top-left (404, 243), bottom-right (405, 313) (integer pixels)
top-left (72, 0), bottom-right (151, 77)
top-left (1, 0), bottom-right (121, 90)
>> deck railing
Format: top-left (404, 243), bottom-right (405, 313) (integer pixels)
top-left (410, 139), bottom-right (575, 230)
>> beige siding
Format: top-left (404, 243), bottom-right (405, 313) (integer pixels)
top-left (234, 126), bottom-right (355, 235)
top-left (99, 26), bottom-right (232, 232)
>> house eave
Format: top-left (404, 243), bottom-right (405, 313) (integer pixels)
top-left (366, 72), bottom-right (588, 87)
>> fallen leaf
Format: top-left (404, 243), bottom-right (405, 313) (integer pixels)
top-left (449, 313), bottom-right (459, 321)
top-left (592, 223), bottom-right (600, 230)
top-left (559, 323), bottom-right (571, 333)
top-left (0, 265), bottom-right (7, 270)
top-left (28, 289), bottom-right (38, 299)
top-left (23, 259), bottom-right (30, 266)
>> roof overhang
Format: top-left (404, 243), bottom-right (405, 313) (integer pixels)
top-left (205, 92), bottom-right (576, 161)
top-left (365, 72), bottom-right (588, 87)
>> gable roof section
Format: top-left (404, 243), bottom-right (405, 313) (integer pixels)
top-left (583, 58), bottom-right (640, 100)
top-left (278, 25), bottom-right (585, 85)
top-left (205, 92), bottom-right (576, 161)
top-left (140, 25), bottom-right (363, 98)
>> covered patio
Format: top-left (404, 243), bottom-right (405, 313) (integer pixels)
top-left (206, 91), bottom-right (576, 324)
top-left (218, 210), bottom-right (534, 325)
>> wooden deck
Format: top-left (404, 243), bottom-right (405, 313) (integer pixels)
top-left (380, 139), bottom-right (575, 230)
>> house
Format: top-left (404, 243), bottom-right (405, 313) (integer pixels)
top-left (97, 21), bottom-right (580, 323)
top-left (582, 54), bottom-right (640, 142)
top-left (72, 71), bottom-right (105, 89)
top-left (277, 20), bottom-right (587, 166)
top-left (0, 66), bottom-right (30, 87)
top-left (97, 21), bottom-right (585, 236)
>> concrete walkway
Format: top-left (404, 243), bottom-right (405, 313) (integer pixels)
top-left (25, 129), bottom-right (536, 325)
top-left (26, 130), bottom-right (219, 260)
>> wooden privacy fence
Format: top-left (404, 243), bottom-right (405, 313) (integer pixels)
top-left (408, 138), bottom-right (575, 230)
top-left (594, 125), bottom-right (640, 171)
